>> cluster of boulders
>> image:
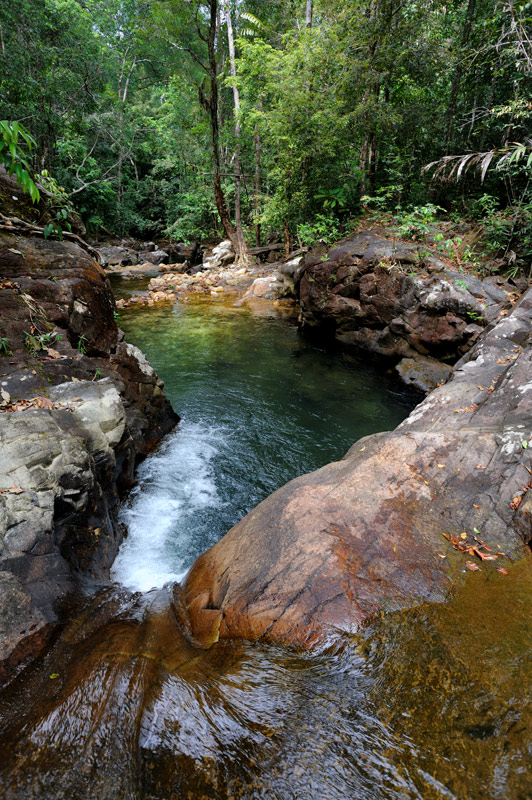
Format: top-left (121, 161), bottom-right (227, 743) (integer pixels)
top-left (295, 229), bottom-right (520, 391)
top-left (97, 239), bottom-right (199, 271)
top-left (115, 264), bottom-right (252, 308)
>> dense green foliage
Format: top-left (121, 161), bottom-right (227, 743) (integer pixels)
top-left (1, 0), bottom-right (531, 255)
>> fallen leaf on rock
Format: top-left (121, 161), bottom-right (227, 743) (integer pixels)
top-left (0, 389), bottom-right (10, 403)
top-left (71, 377), bottom-right (81, 382)
top-left (438, 553), bottom-right (447, 558)
top-left (466, 561), bottom-right (481, 571)
top-left (45, 348), bottom-right (62, 359)
top-left (496, 567), bottom-right (508, 575)
top-left (35, 396), bottom-right (54, 409)
top-left (0, 484), bottom-right (24, 494)
top-left (473, 504), bottom-right (480, 509)
top-left (460, 532), bottom-right (467, 540)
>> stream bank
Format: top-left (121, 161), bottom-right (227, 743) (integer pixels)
top-left (0, 171), bottom-right (178, 681)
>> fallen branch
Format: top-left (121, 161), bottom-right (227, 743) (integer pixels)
top-left (0, 213), bottom-right (100, 261)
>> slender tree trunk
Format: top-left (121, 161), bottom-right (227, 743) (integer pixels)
top-left (284, 218), bottom-right (290, 257)
top-left (305, 0), bottom-right (313, 28)
top-left (359, 2), bottom-right (378, 197)
top-left (254, 98), bottom-right (262, 247)
top-left (200, 0), bottom-right (236, 247)
top-left (224, 1), bottom-right (249, 264)
top-left (445, 0), bottom-right (477, 152)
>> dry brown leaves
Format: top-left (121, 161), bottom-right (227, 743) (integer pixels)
top-left (0, 279), bottom-right (20, 292)
top-left (441, 531), bottom-right (510, 572)
top-left (0, 484), bottom-right (24, 495)
top-left (453, 403), bottom-right (479, 413)
top-left (510, 465), bottom-right (532, 510)
top-left (0, 395), bottom-right (66, 413)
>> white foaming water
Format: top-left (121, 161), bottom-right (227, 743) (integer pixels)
top-left (111, 419), bottom-right (223, 592)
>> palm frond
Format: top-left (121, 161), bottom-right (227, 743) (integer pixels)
top-left (424, 139), bottom-right (532, 183)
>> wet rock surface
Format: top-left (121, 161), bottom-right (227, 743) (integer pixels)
top-left (296, 230), bottom-right (519, 391)
top-left (0, 230), bottom-right (178, 680)
top-left (183, 285), bottom-right (532, 648)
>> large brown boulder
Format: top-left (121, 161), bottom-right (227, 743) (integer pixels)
top-left (0, 233), bottom-right (118, 355)
top-left (296, 230), bottom-right (516, 391)
top-left (182, 287), bottom-right (532, 649)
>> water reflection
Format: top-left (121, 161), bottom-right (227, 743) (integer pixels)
top-left (1, 557), bottom-right (532, 799)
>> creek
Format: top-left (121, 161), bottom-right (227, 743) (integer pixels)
top-left (0, 292), bottom-right (531, 800)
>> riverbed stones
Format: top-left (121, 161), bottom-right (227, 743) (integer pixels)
top-left (182, 285), bottom-right (532, 649)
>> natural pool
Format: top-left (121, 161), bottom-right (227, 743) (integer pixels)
top-left (0, 296), bottom-right (531, 800)
top-left (112, 298), bottom-right (414, 590)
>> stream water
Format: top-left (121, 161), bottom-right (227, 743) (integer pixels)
top-left (1, 294), bottom-right (532, 800)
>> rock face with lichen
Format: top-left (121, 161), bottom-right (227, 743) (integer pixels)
top-left (295, 230), bottom-right (518, 392)
top-left (0, 218), bottom-right (178, 681)
top-left (182, 286), bottom-right (532, 649)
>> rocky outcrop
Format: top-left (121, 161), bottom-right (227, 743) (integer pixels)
top-left (98, 244), bottom-right (139, 267)
top-left (0, 230), bottom-right (178, 681)
top-left (142, 249), bottom-right (169, 265)
top-left (295, 230), bottom-right (518, 391)
top-left (97, 240), bottom-right (198, 271)
top-left (203, 239), bottom-right (235, 270)
top-left (182, 286), bottom-right (532, 649)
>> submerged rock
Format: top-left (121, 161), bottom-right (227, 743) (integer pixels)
top-left (183, 286), bottom-right (532, 649)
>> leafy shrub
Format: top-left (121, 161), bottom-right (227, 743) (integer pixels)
top-left (297, 214), bottom-right (341, 247)
top-left (0, 120), bottom-right (40, 202)
top-left (480, 201), bottom-right (532, 262)
top-left (393, 203), bottom-right (444, 240)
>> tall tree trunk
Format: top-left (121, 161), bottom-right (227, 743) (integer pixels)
top-left (224, 1), bottom-right (249, 264)
top-left (199, 0), bottom-right (236, 248)
top-left (358, 2), bottom-right (378, 198)
top-left (305, 0), bottom-right (313, 28)
top-left (284, 218), bottom-right (291, 258)
top-left (445, 0), bottom-right (477, 152)
top-left (254, 98), bottom-right (262, 247)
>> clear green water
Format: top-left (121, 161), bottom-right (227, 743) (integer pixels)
top-left (112, 299), bottom-right (414, 590)
top-left (1, 295), bottom-right (531, 800)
